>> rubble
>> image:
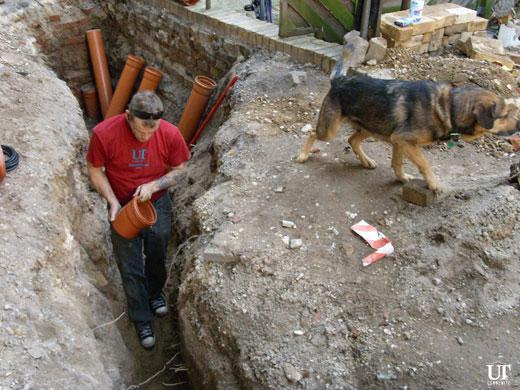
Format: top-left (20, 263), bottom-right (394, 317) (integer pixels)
top-left (365, 37), bottom-right (388, 63)
top-left (459, 36), bottom-right (514, 70)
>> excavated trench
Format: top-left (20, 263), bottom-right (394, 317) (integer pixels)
top-left (12, 0), bottom-right (246, 387)
top-left (5, 1), bottom-right (520, 389)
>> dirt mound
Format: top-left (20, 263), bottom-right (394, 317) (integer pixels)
top-left (177, 53), bottom-right (520, 389)
top-left (0, 9), bottom-right (132, 389)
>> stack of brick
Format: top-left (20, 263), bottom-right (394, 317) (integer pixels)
top-left (380, 4), bottom-right (488, 54)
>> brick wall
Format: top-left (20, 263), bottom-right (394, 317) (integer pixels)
top-left (100, 0), bottom-right (252, 120)
top-left (26, 0), bottom-right (106, 104)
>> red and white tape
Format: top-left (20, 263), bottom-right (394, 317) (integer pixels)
top-left (351, 220), bottom-right (394, 266)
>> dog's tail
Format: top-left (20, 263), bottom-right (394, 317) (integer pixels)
top-left (330, 33), bottom-right (367, 81)
top-left (315, 91), bottom-right (342, 141)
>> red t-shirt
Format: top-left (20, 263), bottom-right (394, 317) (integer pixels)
top-left (86, 114), bottom-right (190, 205)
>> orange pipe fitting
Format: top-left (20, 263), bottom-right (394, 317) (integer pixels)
top-left (81, 84), bottom-right (100, 119)
top-left (105, 55), bottom-right (145, 119)
top-left (178, 75), bottom-right (217, 142)
top-left (0, 147), bottom-right (5, 183)
top-left (112, 197), bottom-right (157, 239)
top-left (138, 66), bottom-right (164, 92)
top-left (86, 29), bottom-right (113, 118)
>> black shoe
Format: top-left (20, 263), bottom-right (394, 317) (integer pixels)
top-left (135, 322), bottom-right (155, 349)
top-left (150, 294), bottom-right (168, 317)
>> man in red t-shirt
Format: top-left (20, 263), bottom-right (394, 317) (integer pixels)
top-left (87, 91), bottom-right (190, 349)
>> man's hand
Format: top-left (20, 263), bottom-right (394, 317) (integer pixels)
top-left (133, 182), bottom-right (157, 202)
top-left (109, 200), bottom-right (122, 222)
top-left (133, 163), bottom-right (187, 202)
top-left (87, 163), bottom-right (121, 221)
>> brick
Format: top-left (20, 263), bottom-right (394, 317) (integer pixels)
top-left (422, 4), bottom-right (458, 23)
top-left (508, 52), bottom-right (520, 65)
top-left (467, 17), bottom-right (488, 32)
top-left (447, 33), bottom-right (462, 44)
top-left (313, 53), bottom-right (325, 67)
top-left (395, 34), bottom-right (423, 48)
top-left (428, 37), bottom-right (442, 51)
top-left (322, 56), bottom-right (335, 74)
top-left (65, 35), bottom-right (87, 46)
top-left (365, 37), bottom-right (387, 62)
top-left (59, 18), bottom-right (91, 34)
top-left (422, 32), bottom-right (432, 43)
top-left (269, 36), bottom-right (279, 51)
top-left (445, 6), bottom-right (477, 24)
top-left (420, 43), bottom-right (430, 53)
top-left (402, 179), bottom-right (436, 206)
top-left (411, 16), bottom-right (442, 36)
top-left (203, 245), bottom-right (239, 264)
top-left (432, 28), bottom-right (444, 41)
top-left (444, 23), bottom-right (468, 36)
top-left (427, 12), bottom-right (456, 28)
top-left (381, 15), bottom-right (413, 42)
top-left (48, 14), bottom-right (61, 22)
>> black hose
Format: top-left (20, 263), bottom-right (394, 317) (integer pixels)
top-left (2, 145), bottom-right (19, 172)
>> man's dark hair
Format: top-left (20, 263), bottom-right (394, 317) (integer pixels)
top-left (128, 91), bottom-right (164, 127)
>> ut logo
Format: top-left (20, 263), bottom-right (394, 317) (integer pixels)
top-left (487, 363), bottom-right (511, 381)
top-left (129, 148), bottom-right (148, 168)
top-left (132, 148), bottom-right (147, 161)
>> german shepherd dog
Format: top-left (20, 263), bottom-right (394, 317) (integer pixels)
top-left (296, 73), bottom-right (520, 194)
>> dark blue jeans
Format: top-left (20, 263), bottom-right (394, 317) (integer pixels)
top-left (111, 194), bottom-right (171, 324)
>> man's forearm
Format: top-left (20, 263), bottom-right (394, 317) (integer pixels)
top-left (154, 164), bottom-right (186, 192)
top-left (88, 164), bottom-right (119, 205)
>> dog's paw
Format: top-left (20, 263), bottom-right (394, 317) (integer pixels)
top-left (295, 153), bottom-right (309, 163)
top-left (397, 173), bottom-right (414, 183)
top-left (362, 158), bottom-right (377, 169)
top-left (428, 181), bottom-right (443, 195)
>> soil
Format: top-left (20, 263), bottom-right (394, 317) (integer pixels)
top-left (177, 52), bottom-right (520, 389)
top-left (1, 1), bottom-right (519, 389)
top-left (0, 12), bottom-right (133, 389)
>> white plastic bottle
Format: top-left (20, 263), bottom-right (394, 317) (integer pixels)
top-left (409, 0), bottom-right (425, 22)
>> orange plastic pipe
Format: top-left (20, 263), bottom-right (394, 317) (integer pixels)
top-left (0, 147), bottom-right (5, 183)
top-left (189, 74), bottom-right (238, 148)
top-left (138, 66), bottom-right (164, 92)
top-left (81, 84), bottom-right (100, 119)
top-left (178, 75), bottom-right (217, 142)
top-left (86, 29), bottom-right (113, 118)
top-left (105, 55), bottom-right (145, 118)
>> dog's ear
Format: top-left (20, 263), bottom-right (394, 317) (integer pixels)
top-left (473, 102), bottom-right (497, 129)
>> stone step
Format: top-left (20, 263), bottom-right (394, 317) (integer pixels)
top-left (187, 5), bottom-right (341, 73)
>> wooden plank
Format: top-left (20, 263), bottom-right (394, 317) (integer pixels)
top-left (288, 0), bottom-right (344, 42)
top-left (319, 0), bottom-right (355, 30)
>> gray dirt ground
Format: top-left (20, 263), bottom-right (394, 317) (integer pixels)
top-left (177, 52), bottom-right (520, 389)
